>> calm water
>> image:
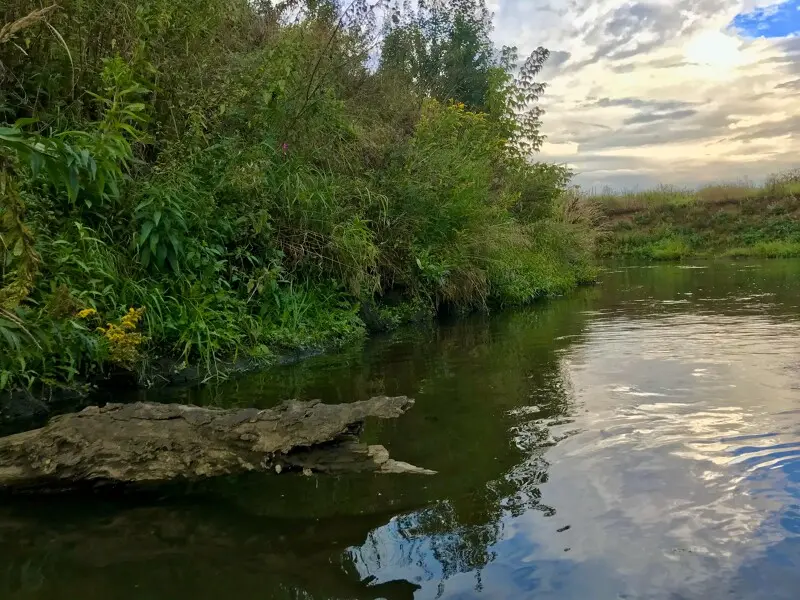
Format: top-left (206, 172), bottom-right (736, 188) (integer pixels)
top-left (3, 261), bottom-right (800, 599)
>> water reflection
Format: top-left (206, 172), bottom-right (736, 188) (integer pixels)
top-left (0, 498), bottom-right (414, 600)
top-left (3, 260), bottom-right (800, 599)
top-left (339, 260), bottom-right (800, 599)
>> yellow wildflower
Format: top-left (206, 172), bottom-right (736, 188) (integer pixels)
top-left (120, 307), bottom-right (145, 331)
top-left (76, 308), bottom-right (98, 319)
top-left (96, 307), bottom-right (146, 370)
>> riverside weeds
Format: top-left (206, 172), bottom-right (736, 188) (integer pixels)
top-left (0, 0), bottom-right (598, 397)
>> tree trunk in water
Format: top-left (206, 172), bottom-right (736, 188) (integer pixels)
top-left (0, 396), bottom-right (434, 491)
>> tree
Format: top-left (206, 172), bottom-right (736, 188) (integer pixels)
top-left (380, 0), bottom-right (495, 110)
top-left (380, 0), bottom-right (551, 158)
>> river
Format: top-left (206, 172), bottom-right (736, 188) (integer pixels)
top-left (2, 260), bottom-right (800, 599)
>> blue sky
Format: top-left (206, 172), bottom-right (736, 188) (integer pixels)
top-left (488, 0), bottom-right (800, 189)
top-left (733, 0), bottom-right (800, 39)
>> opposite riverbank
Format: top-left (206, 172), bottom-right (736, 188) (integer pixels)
top-left (596, 172), bottom-right (800, 260)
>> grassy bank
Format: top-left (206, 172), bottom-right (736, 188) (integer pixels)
top-left (595, 172), bottom-right (800, 260)
top-left (0, 0), bottom-right (597, 398)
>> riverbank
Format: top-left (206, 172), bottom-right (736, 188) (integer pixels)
top-left (1, 0), bottom-right (597, 404)
top-left (595, 172), bottom-right (800, 260)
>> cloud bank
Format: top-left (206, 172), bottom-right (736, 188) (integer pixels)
top-left (490, 0), bottom-right (800, 189)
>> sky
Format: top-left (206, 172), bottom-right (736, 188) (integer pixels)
top-left (488, 0), bottom-right (800, 189)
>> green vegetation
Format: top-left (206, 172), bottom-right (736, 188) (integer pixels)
top-left (595, 171), bottom-right (800, 260)
top-left (0, 0), bottom-right (596, 397)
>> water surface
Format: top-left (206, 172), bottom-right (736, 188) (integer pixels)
top-left (3, 260), bottom-right (800, 599)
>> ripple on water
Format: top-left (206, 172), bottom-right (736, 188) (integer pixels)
top-left (523, 299), bottom-right (800, 599)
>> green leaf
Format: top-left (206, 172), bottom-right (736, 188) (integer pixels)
top-left (67, 168), bottom-right (79, 201)
top-left (13, 117), bottom-right (39, 128)
top-left (135, 197), bottom-right (153, 213)
top-left (153, 210), bottom-right (162, 226)
top-left (168, 233), bottom-right (182, 255)
top-left (120, 85), bottom-right (146, 96)
top-left (139, 221), bottom-right (154, 246)
top-left (12, 238), bottom-right (23, 257)
top-left (119, 123), bottom-right (139, 136)
top-left (156, 243), bottom-right (167, 266)
top-left (29, 151), bottom-right (43, 176)
top-left (0, 323), bottom-right (21, 351)
top-left (0, 371), bottom-right (9, 391)
top-left (140, 246), bottom-right (151, 268)
top-left (107, 178), bottom-right (119, 199)
top-left (149, 231), bottom-right (160, 254)
top-left (167, 251), bottom-right (180, 274)
top-left (0, 126), bottom-right (23, 138)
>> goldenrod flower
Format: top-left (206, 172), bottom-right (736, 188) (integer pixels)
top-left (96, 307), bottom-right (146, 369)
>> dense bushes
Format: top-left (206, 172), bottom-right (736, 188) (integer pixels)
top-left (0, 0), bottom-right (595, 394)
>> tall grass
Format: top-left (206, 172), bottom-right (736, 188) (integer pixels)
top-left (594, 170), bottom-right (800, 260)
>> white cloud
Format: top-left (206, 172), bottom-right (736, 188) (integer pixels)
top-left (491, 0), bottom-right (800, 188)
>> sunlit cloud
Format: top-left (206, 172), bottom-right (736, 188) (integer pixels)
top-left (491, 0), bottom-right (800, 188)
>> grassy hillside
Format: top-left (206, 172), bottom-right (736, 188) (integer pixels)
top-left (0, 0), bottom-right (597, 397)
top-left (595, 172), bottom-right (800, 260)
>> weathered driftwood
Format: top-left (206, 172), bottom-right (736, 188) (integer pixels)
top-left (0, 396), bottom-right (434, 490)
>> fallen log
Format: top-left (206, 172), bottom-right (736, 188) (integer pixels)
top-left (0, 396), bottom-right (434, 491)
